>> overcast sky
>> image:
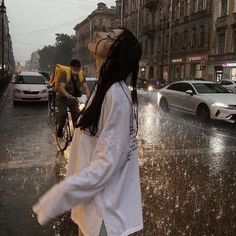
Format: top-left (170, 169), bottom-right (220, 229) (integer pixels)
top-left (5, 0), bottom-right (116, 65)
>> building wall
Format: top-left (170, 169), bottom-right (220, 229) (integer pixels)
top-left (74, 2), bottom-right (120, 77)
top-left (209, 0), bottom-right (236, 81)
top-left (0, 13), bottom-right (14, 73)
top-left (122, 0), bottom-right (212, 82)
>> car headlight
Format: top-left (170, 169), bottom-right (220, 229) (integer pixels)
top-left (147, 85), bottom-right (154, 91)
top-left (41, 89), bottom-right (48, 94)
top-left (212, 102), bottom-right (229, 108)
top-left (14, 88), bottom-right (22, 94)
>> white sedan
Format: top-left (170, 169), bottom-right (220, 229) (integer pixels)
top-left (13, 71), bottom-right (48, 104)
top-left (157, 80), bottom-right (236, 123)
top-left (217, 79), bottom-right (236, 93)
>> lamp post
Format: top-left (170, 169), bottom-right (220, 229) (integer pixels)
top-left (0, 0), bottom-right (6, 80)
top-left (167, 0), bottom-right (173, 83)
top-left (160, 16), bottom-right (167, 80)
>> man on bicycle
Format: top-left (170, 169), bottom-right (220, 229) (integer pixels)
top-left (56, 59), bottom-right (90, 138)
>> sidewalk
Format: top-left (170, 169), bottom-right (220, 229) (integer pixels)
top-left (0, 83), bottom-right (11, 115)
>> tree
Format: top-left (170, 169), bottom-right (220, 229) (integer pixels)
top-left (38, 33), bottom-right (75, 72)
top-left (38, 45), bottom-right (56, 72)
top-left (54, 33), bottom-right (75, 65)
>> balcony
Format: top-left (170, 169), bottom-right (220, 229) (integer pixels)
top-left (215, 15), bottom-right (228, 29)
top-left (144, 0), bottom-right (157, 10)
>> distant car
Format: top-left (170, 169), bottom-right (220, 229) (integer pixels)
top-left (217, 79), bottom-right (236, 93)
top-left (146, 78), bottom-right (167, 91)
top-left (156, 78), bottom-right (167, 89)
top-left (157, 80), bottom-right (236, 123)
top-left (13, 71), bottom-right (48, 104)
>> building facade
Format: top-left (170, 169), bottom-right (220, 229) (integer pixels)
top-left (74, 2), bottom-right (121, 77)
top-left (0, 6), bottom-right (14, 74)
top-left (209, 0), bottom-right (236, 81)
top-left (122, 0), bottom-right (212, 82)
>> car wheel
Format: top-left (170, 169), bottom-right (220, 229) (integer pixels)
top-left (160, 98), bottom-right (169, 112)
top-left (197, 104), bottom-right (210, 122)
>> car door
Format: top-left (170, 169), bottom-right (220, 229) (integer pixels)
top-left (165, 83), bottom-right (186, 111)
top-left (181, 83), bottom-right (197, 114)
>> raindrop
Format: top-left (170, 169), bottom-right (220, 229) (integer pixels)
top-left (216, 208), bottom-right (223, 220)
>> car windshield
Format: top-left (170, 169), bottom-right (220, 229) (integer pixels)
top-left (193, 83), bottom-right (230, 94)
top-left (16, 75), bottom-right (45, 84)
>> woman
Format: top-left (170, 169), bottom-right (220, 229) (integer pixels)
top-left (33, 28), bottom-right (143, 236)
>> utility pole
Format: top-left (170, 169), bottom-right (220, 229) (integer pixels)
top-left (167, 0), bottom-right (173, 83)
top-left (0, 0), bottom-right (6, 80)
top-left (160, 16), bottom-right (166, 80)
top-left (121, 0), bottom-right (123, 26)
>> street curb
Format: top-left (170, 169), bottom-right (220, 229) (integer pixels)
top-left (0, 83), bottom-right (11, 115)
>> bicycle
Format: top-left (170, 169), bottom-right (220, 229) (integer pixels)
top-left (55, 97), bottom-right (81, 151)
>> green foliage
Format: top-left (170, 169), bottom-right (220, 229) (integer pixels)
top-left (38, 33), bottom-right (76, 72)
top-left (38, 45), bottom-right (56, 72)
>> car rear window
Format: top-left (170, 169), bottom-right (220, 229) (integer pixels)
top-left (193, 83), bottom-right (230, 93)
top-left (15, 75), bottom-right (45, 84)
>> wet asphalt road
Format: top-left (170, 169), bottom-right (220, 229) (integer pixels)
top-left (0, 86), bottom-right (236, 236)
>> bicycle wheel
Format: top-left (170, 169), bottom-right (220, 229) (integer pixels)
top-left (56, 120), bottom-right (69, 151)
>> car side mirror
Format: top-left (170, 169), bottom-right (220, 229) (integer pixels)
top-left (185, 90), bottom-right (194, 96)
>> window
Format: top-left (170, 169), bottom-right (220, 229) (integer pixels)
top-left (193, 0), bottom-right (198, 13)
top-left (198, 0), bottom-right (207, 11)
top-left (174, 32), bottom-right (179, 50)
top-left (221, 0), bottom-right (228, 16)
top-left (218, 32), bottom-right (225, 54)
top-left (183, 30), bottom-right (189, 48)
top-left (167, 83), bottom-right (184, 91)
top-left (199, 26), bottom-right (205, 47)
top-left (191, 28), bottom-right (197, 48)
top-left (176, 0), bottom-right (180, 19)
top-left (184, 0), bottom-right (190, 16)
top-left (203, 0), bottom-right (207, 10)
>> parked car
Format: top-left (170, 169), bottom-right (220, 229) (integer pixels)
top-left (157, 80), bottom-right (236, 123)
top-left (217, 79), bottom-right (236, 93)
top-left (13, 71), bottom-right (48, 104)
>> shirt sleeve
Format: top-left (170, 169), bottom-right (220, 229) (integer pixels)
top-left (33, 84), bottom-right (131, 225)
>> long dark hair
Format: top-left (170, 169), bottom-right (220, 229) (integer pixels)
top-left (76, 28), bottom-right (142, 136)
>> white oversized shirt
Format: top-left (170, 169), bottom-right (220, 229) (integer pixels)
top-left (33, 81), bottom-right (143, 236)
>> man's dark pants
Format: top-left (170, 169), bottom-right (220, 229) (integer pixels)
top-left (56, 97), bottom-right (79, 130)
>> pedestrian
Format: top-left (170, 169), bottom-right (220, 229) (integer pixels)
top-left (33, 28), bottom-right (143, 236)
top-left (55, 59), bottom-right (90, 138)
